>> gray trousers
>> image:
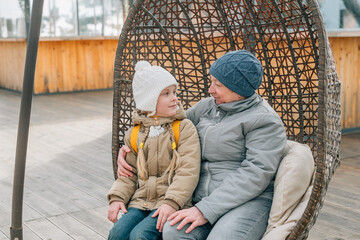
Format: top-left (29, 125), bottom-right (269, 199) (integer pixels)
top-left (163, 194), bottom-right (272, 240)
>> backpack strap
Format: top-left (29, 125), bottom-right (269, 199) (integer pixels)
top-left (130, 120), bottom-right (182, 153)
top-left (172, 120), bottom-right (181, 149)
top-left (130, 125), bottom-right (141, 154)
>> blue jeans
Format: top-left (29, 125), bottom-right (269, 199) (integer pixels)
top-left (108, 207), bottom-right (161, 240)
top-left (162, 194), bottom-right (272, 240)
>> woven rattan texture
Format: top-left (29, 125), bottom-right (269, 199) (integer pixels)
top-left (112, 0), bottom-right (341, 239)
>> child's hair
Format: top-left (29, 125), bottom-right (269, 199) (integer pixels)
top-left (135, 115), bottom-right (180, 185)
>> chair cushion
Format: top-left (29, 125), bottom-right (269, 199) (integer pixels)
top-left (262, 140), bottom-right (315, 240)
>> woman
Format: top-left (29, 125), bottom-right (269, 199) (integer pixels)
top-left (117, 50), bottom-right (287, 239)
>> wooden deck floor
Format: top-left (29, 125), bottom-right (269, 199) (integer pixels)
top-left (0, 88), bottom-right (359, 240)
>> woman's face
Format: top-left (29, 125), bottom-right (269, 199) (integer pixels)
top-left (208, 75), bottom-right (245, 104)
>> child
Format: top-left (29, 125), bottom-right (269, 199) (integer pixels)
top-left (107, 61), bottom-right (201, 240)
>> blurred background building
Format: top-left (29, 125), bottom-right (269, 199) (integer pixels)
top-left (0, 0), bottom-right (359, 130)
top-left (0, 0), bottom-right (133, 38)
top-left (320, 0), bottom-right (360, 29)
top-left (1, 0), bottom-right (360, 39)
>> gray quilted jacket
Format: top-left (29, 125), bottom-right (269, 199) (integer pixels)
top-left (186, 93), bottom-right (286, 224)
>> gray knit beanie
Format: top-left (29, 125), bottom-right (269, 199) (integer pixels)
top-left (209, 50), bottom-right (263, 97)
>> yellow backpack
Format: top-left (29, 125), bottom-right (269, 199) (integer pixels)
top-left (130, 120), bottom-right (181, 154)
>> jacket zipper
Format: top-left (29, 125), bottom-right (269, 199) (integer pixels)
top-left (204, 161), bottom-right (210, 197)
top-left (202, 120), bottom-right (213, 197)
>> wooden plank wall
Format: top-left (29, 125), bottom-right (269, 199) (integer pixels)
top-left (0, 37), bottom-right (359, 129)
top-left (329, 37), bottom-right (360, 129)
top-left (0, 40), bottom-right (26, 92)
top-left (34, 39), bottom-right (117, 93)
top-left (0, 39), bottom-right (117, 94)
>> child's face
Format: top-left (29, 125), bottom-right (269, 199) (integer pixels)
top-left (155, 85), bottom-right (178, 117)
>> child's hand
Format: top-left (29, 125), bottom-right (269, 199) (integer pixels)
top-left (108, 201), bottom-right (127, 223)
top-left (152, 203), bottom-right (176, 232)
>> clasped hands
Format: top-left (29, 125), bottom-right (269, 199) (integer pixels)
top-left (108, 201), bottom-right (176, 232)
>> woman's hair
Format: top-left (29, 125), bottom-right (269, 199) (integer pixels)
top-left (135, 109), bottom-right (152, 117)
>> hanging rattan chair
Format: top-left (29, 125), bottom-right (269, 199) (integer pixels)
top-left (111, 0), bottom-right (341, 239)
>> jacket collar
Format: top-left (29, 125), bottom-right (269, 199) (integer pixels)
top-left (214, 93), bottom-right (262, 113)
top-left (132, 102), bottom-right (186, 127)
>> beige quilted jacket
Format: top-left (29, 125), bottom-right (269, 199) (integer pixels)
top-left (108, 104), bottom-right (201, 211)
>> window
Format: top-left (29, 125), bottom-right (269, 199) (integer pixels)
top-left (319, 0), bottom-right (360, 30)
top-left (0, 0), bottom-right (26, 38)
top-left (41, 0), bottom-right (77, 37)
top-left (103, 0), bottom-right (130, 36)
top-left (0, 0), bottom-right (132, 38)
top-left (1, 0), bottom-right (359, 39)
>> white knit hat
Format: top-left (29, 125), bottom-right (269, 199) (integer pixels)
top-left (132, 61), bottom-right (178, 116)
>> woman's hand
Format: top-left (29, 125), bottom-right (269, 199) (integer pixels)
top-left (117, 145), bottom-right (133, 178)
top-left (167, 206), bottom-right (208, 233)
top-left (152, 204), bottom-right (177, 232)
top-left (107, 201), bottom-right (127, 223)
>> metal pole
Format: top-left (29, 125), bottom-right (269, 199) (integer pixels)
top-left (10, 0), bottom-right (44, 239)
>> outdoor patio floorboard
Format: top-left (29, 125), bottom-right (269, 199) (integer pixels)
top-left (0, 88), bottom-right (359, 240)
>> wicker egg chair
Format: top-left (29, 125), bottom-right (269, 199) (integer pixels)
top-left (111, 0), bottom-right (341, 239)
